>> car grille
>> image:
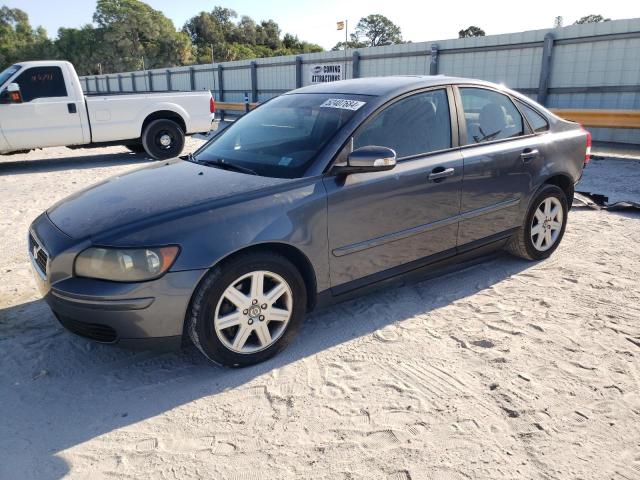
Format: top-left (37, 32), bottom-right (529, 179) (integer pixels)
top-left (55, 314), bottom-right (118, 343)
top-left (29, 232), bottom-right (49, 276)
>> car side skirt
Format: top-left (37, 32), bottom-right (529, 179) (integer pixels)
top-left (315, 228), bottom-right (516, 310)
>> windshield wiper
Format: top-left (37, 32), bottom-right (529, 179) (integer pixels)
top-left (199, 157), bottom-right (258, 176)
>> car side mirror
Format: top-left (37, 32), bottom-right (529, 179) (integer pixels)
top-left (333, 146), bottom-right (397, 175)
top-left (1, 83), bottom-right (22, 104)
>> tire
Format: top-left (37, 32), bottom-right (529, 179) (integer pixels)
top-left (124, 142), bottom-right (145, 153)
top-left (506, 184), bottom-right (568, 261)
top-left (141, 118), bottom-right (185, 160)
top-left (187, 251), bottom-right (307, 367)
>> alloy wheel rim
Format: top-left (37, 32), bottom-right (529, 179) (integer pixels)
top-left (530, 196), bottom-right (563, 252)
top-left (213, 270), bottom-right (293, 354)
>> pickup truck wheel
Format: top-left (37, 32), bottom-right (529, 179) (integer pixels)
top-left (141, 119), bottom-right (185, 160)
top-left (187, 251), bottom-right (306, 367)
top-left (506, 184), bottom-right (568, 261)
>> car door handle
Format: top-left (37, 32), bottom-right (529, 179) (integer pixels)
top-left (67, 103), bottom-right (77, 114)
top-left (428, 167), bottom-right (455, 182)
top-left (520, 148), bottom-right (539, 163)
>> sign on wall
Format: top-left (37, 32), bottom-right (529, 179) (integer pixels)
top-left (309, 64), bottom-right (343, 83)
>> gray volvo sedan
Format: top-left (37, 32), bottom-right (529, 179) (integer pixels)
top-left (29, 76), bottom-right (590, 366)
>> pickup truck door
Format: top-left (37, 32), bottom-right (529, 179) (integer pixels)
top-left (0, 65), bottom-right (85, 150)
top-left (324, 87), bottom-right (463, 291)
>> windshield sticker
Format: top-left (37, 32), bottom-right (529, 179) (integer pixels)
top-left (278, 157), bottom-right (293, 166)
top-left (320, 98), bottom-right (366, 111)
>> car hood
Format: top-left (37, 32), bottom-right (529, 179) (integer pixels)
top-left (47, 159), bottom-right (294, 239)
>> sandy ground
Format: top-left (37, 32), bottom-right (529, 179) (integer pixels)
top-left (1, 141), bottom-right (639, 480)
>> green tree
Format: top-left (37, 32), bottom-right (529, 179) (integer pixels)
top-left (183, 7), bottom-right (238, 63)
top-left (331, 14), bottom-right (402, 50)
top-left (574, 14), bottom-right (611, 24)
top-left (458, 26), bottom-right (485, 38)
top-left (331, 39), bottom-right (367, 51)
top-left (210, 6), bottom-right (237, 38)
top-left (282, 34), bottom-right (322, 54)
top-left (93, 0), bottom-right (193, 72)
top-left (1, 2), bottom-right (324, 74)
top-left (255, 19), bottom-right (281, 50)
top-left (0, 6), bottom-right (51, 67)
top-left (183, 7), bottom-right (322, 63)
top-left (299, 41), bottom-right (323, 54)
top-left (233, 16), bottom-right (258, 45)
top-left (55, 26), bottom-right (104, 74)
top-left (354, 14), bottom-right (402, 47)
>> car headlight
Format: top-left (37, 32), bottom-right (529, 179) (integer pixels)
top-left (74, 246), bottom-right (180, 282)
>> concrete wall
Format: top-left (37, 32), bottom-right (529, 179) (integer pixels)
top-left (80, 18), bottom-right (640, 144)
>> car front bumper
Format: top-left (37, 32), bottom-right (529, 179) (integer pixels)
top-left (42, 271), bottom-right (206, 350)
top-left (29, 213), bottom-right (207, 350)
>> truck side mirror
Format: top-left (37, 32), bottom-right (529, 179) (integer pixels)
top-left (2, 83), bottom-right (23, 104)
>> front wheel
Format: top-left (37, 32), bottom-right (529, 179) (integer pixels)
top-left (187, 252), bottom-right (307, 367)
top-left (506, 184), bottom-right (568, 261)
top-left (141, 119), bottom-right (185, 160)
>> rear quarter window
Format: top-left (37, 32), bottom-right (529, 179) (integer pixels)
top-left (516, 100), bottom-right (550, 133)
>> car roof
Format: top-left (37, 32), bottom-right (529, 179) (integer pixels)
top-left (287, 75), bottom-right (496, 97)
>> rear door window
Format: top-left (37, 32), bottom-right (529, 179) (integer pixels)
top-left (459, 87), bottom-right (524, 145)
top-left (13, 66), bottom-right (68, 102)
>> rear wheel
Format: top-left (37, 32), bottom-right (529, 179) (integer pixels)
top-left (506, 184), bottom-right (568, 260)
top-left (141, 119), bottom-right (185, 160)
top-left (187, 252), bottom-right (307, 367)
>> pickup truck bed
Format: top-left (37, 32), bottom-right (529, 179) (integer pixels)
top-left (83, 91), bottom-right (213, 143)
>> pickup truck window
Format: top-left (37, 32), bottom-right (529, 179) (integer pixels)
top-left (195, 93), bottom-right (370, 178)
top-left (13, 66), bottom-right (67, 102)
top-left (0, 65), bottom-right (20, 88)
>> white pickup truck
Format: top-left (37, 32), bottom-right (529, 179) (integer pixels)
top-left (0, 61), bottom-right (214, 159)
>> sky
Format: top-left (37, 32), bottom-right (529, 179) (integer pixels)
top-left (5, 0), bottom-right (638, 50)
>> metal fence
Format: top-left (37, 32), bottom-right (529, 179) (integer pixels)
top-left (80, 18), bottom-right (640, 145)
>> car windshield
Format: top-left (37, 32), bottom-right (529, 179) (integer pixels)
top-left (0, 65), bottom-right (20, 88)
top-left (194, 93), bottom-right (371, 178)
